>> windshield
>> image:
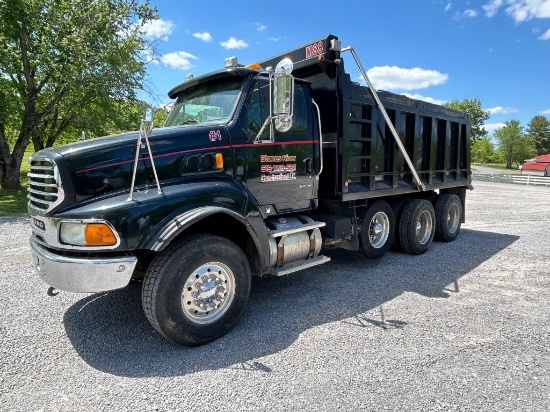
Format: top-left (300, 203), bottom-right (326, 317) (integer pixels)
top-left (164, 79), bottom-right (243, 127)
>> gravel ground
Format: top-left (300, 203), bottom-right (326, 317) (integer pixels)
top-left (1, 180), bottom-right (549, 411)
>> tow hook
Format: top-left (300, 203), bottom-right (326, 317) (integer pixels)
top-left (47, 287), bottom-right (59, 297)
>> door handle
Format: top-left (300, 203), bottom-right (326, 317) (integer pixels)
top-left (303, 158), bottom-right (313, 173)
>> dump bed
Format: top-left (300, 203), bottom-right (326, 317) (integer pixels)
top-left (258, 34), bottom-right (471, 202)
top-left (315, 74), bottom-right (471, 201)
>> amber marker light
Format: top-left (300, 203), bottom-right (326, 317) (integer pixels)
top-left (85, 223), bottom-right (117, 246)
top-left (215, 153), bottom-right (224, 170)
top-left (245, 63), bottom-right (262, 69)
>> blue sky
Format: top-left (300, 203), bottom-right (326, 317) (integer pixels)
top-left (138, 0), bottom-right (550, 135)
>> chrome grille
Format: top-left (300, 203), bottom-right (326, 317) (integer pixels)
top-left (27, 157), bottom-right (64, 213)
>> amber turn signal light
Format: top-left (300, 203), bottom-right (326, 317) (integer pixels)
top-left (215, 153), bottom-right (224, 170)
top-left (85, 223), bottom-right (117, 246)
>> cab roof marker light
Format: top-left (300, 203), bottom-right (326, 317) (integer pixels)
top-left (224, 56), bottom-right (238, 68)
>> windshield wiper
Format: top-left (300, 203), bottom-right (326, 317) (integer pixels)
top-left (181, 118), bottom-right (200, 125)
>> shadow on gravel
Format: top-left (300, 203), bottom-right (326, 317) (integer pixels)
top-left (63, 228), bottom-right (518, 377)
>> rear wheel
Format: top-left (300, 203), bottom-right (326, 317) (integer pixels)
top-left (434, 194), bottom-right (462, 242)
top-left (399, 199), bottom-right (435, 255)
top-left (361, 201), bottom-right (394, 259)
top-left (142, 234), bottom-right (251, 346)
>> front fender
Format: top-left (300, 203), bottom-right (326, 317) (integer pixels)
top-left (143, 205), bottom-right (255, 251)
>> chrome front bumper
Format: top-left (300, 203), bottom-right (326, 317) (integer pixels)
top-left (30, 238), bottom-right (138, 293)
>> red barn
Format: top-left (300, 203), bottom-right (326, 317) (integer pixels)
top-left (522, 154), bottom-right (550, 176)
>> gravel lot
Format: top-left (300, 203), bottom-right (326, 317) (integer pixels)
top-left (1, 180), bottom-right (549, 411)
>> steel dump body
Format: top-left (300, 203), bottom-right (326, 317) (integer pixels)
top-left (259, 34), bottom-right (471, 202)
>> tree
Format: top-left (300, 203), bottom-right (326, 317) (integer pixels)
top-left (493, 120), bottom-right (536, 169)
top-left (471, 136), bottom-right (495, 164)
top-left (526, 115), bottom-right (550, 155)
top-left (443, 98), bottom-right (490, 143)
top-left (0, 0), bottom-right (158, 189)
top-left (513, 135), bottom-right (537, 168)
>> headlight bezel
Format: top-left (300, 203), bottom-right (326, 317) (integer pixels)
top-left (59, 220), bottom-right (120, 248)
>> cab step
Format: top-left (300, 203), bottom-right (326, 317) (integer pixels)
top-left (269, 255), bottom-right (331, 276)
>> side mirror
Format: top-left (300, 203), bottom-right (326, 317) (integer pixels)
top-left (272, 58), bottom-right (294, 133)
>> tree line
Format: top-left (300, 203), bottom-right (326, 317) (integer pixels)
top-left (0, 0), bottom-right (158, 190)
top-left (444, 100), bottom-right (550, 169)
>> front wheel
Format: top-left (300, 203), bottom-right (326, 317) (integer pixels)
top-left (142, 234), bottom-right (251, 346)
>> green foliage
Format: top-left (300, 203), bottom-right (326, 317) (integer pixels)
top-left (0, 145), bottom-right (32, 215)
top-left (494, 120), bottom-right (536, 169)
top-left (0, 0), bottom-right (158, 189)
top-left (443, 98), bottom-right (489, 143)
top-left (526, 115), bottom-right (550, 155)
top-left (471, 136), bottom-right (495, 164)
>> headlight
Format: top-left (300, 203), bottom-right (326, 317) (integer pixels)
top-left (60, 222), bottom-right (117, 246)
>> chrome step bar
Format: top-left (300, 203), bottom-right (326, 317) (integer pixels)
top-left (270, 255), bottom-right (331, 276)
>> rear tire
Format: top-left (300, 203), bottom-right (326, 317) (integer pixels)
top-left (434, 194), bottom-right (462, 242)
top-left (361, 201), bottom-right (394, 259)
top-left (391, 199), bottom-right (409, 251)
top-left (399, 199), bottom-right (435, 255)
top-left (142, 234), bottom-right (251, 346)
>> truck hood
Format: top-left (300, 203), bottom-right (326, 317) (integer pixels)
top-left (32, 125), bottom-right (231, 204)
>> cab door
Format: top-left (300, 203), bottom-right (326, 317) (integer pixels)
top-left (243, 78), bottom-right (317, 214)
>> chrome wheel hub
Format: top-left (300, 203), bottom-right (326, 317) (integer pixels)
top-left (447, 203), bottom-right (460, 233)
top-left (369, 212), bottom-right (390, 249)
top-left (181, 262), bottom-right (235, 325)
top-left (416, 210), bottom-right (433, 245)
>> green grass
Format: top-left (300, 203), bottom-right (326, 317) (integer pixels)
top-left (0, 188), bottom-right (29, 216)
top-left (473, 162), bottom-right (520, 170)
top-left (0, 147), bottom-right (33, 217)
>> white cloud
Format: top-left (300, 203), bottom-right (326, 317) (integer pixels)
top-left (141, 19), bottom-right (174, 41)
top-left (483, 0), bottom-right (504, 17)
top-left (220, 37), bottom-right (249, 50)
top-left (255, 23), bottom-right (267, 31)
top-left (483, 0), bottom-right (550, 22)
top-left (453, 8), bottom-right (478, 19)
top-left (486, 106), bottom-right (519, 114)
top-left (268, 36), bottom-right (287, 42)
top-left (483, 123), bottom-right (506, 134)
top-left (445, 3), bottom-right (452, 12)
top-left (365, 66), bottom-right (448, 91)
top-left (539, 28), bottom-right (550, 39)
top-left (161, 51), bottom-right (198, 70)
top-left (540, 108), bottom-right (550, 115)
top-left (506, 0), bottom-right (550, 22)
top-left (193, 32), bottom-right (212, 42)
top-left (403, 93), bottom-right (447, 105)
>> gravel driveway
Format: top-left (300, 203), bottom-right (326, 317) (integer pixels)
top-left (1, 180), bottom-right (549, 411)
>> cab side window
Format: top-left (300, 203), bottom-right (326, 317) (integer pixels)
top-left (292, 85), bottom-right (306, 130)
top-left (246, 78), bottom-right (307, 136)
top-left (247, 79), bottom-right (270, 137)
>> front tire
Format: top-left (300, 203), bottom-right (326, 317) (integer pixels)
top-left (142, 234), bottom-right (251, 346)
